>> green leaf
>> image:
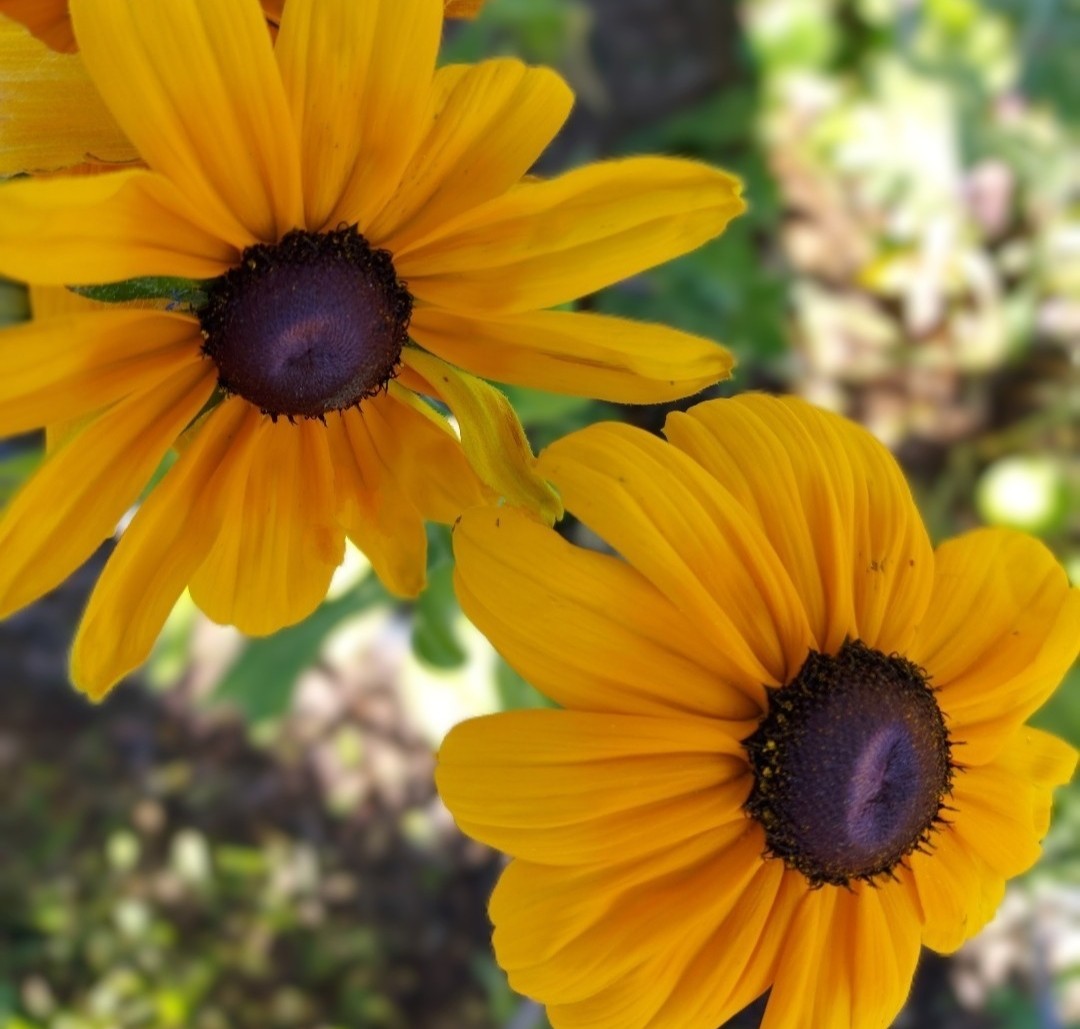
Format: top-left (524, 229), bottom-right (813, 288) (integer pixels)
top-left (0, 278), bottom-right (29, 328)
top-left (69, 277), bottom-right (210, 310)
top-left (494, 657), bottom-right (555, 712)
top-left (411, 559), bottom-right (468, 670)
top-left (0, 446), bottom-right (41, 507)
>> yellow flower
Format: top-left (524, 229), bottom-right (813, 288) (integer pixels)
top-left (0, 0), bottom-right (742, 700)
top-left (438, 394), bottom-right (1080, 1029)
top-left (0, 0), bottom-right (485, 52)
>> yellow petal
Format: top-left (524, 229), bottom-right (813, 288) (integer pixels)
top-left (260, 0), bottom-right (284, 23)
top-left (499, 827), bottom-right (764, 1014)
top-left (370, 59), bottom-right (573, 250)
top-left (403, 346), bottom-right (562, 522)
top-left (0, 170), bottom-right (240, 284)
top-left (276, 0), bottom-right (442, 232)
top-left (0, 14), bottom-right (135, 172)
top-left (632, 863), bottom-right (801, 1029)
top-left (437, 710), bottom-right (752, 866)
top-left (28, 285), bottom-right (111, 453)
top-left (409, 307), bottom-right (733, 403)
top-left (29, 281), bottom-right (105, 317)
top-left (949, 726), bottom-right (1076, 880)
top-left (911, 721), bottom-right (1071, 954)
top-left (0, 356), bottom-right (214, 617)
top-left (325, 402), bottom-right (429, 598)
top-left (453, 505), bottom-right (763, 721)
top-left (538, 421), bottom-right (815, 698)
top-left (189, 417), bottom-right (344, 635)
top-left (373, 383), bottom-right (491, 523)
top-left (70, 0), bottom-right (303, 243)
top-left (664, 394), bottom-right (934, 655)
top-left (910, 527), bottom-right (1080, 765)
top-left (761, 881), bottom-right (921, 1029)
top-left (395, 157), bottom-right (745, 314)
top-left (910, 824), bottom-right (1006, 954)
top-left (490, 828), bottom-right (748, 976)
top-left (545, 856), bottom-right (799, 1029)
top-left (71, 398), bottom-right (262, 700)
top-left (0, 309), bottom-right (205, 435)
top-left (326, 384), bottom-right (488, 596)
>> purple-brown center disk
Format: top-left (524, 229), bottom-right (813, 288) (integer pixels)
top-left (199, 226), bottom-right (412, 420)
top-left (743, 640), bottom-right (954, 887)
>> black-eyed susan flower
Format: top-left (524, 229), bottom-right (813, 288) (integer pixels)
top-left (438, 393), bottom-right (1080, 1029)
top-left (0, 0), bottom-right (743, 700)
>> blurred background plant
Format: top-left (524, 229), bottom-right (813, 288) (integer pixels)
top-left (1, 1), bottom-right (1077, 1026)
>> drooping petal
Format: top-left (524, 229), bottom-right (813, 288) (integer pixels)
top-left (437, 710), bottom-right (752, 866)
top-left (395, 157), bottom-right (745, 314)
top-left (496, 827), bottom-right (764, 1018)
top-left (330, 384), bottom-right (482, 598)
top-left (188, 416), bottom-right (344, 635)
top-left (325, 402), bottom-right (427, 598)
top-left (71, 398), bottom-right (262, 700)
top-left (0, 14), bottom-right (135, 172)
top-left (324, 384), bottom-right (488, 599)
top-left (538, 421), bottom-right (815, 701)
top-left (70, 0), bottom-right (303, 243)
top-left (369, 59), bottom-right (573, 250)
top-left (453, 505), bottom-right (763, 721)
top-left (910, 527), bottom-right (1080, 765)
top-left (0, 170), bottom-right (240, 284)
top-left (949, 726), bottom-right (1076, 880)
top-left (0, 355), bottom-right (214, 617)
top-left (277, 0), bottom-right (443, 232)
top-left (403, 346), bottom-right (562, 522)
top-left (663, 394), bottom-right (934, 655)
top-left (408, 307), bottom-right (733, 403)
top-left (0, 309), bottom-right (205, 435)
top-left (371, 383), bottom-right (490, 523)
top-left (761, 880), bottom-right (922, 1029)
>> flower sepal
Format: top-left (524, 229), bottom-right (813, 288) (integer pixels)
top-left (69, 276), bottom-right (210, 311)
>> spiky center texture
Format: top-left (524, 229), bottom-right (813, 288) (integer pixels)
top-left (199, 226), bottom-right (412, 420)
top-left (743, 640), bottom-right (954, 887)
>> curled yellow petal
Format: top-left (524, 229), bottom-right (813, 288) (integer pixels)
top-left (403, 346), bottom-right (562, 523)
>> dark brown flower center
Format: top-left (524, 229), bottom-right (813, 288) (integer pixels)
top-left (199, 226), bottom-right (412, 420)
top-left (743, 640), bottom-right (954, 887)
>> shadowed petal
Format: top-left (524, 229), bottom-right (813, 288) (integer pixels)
top-left (0, 355), bottom-right (214, 616)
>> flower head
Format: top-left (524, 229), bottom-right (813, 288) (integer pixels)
top-left (0, 0), bottom-right (743, 699)
top-left (438, 394), bottom-right (1080, 1029)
